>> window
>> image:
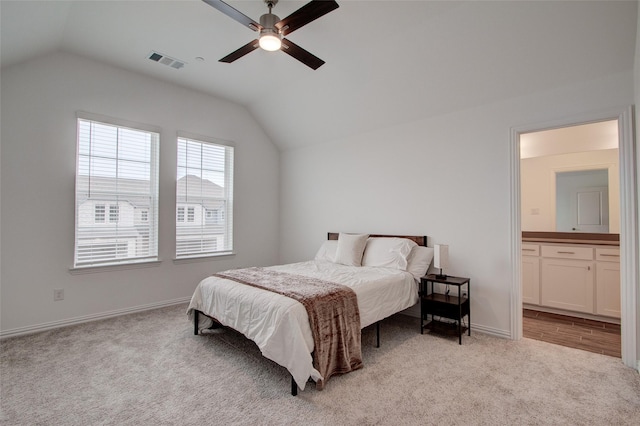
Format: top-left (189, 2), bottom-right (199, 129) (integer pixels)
top-left (176, 134), bottom-right (234, 258)
top-left (95, 204), bottom-right (105, 223)
top-left (109, 204), bottom-right (120, 223)
top-left (76, 242), bottom-right (129, 263)
top-left (206, 209), bottom-right (224, 224)
top-left (74, 113), bottom-right (159, 268)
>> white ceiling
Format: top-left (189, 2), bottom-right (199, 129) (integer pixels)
top-left (520, 120), bottom-right (619, 159)
top-left (1, 0), bottom-right (637, 150)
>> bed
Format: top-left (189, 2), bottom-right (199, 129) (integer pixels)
top-left (187, 233), bottom-right (433, 395)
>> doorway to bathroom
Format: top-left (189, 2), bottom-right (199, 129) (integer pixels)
top-left (519, 120), bottom-right (621, 356)
top-left (509, 106), bottom-right (637, 368)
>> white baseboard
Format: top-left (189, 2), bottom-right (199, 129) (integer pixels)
top-left (0, 297), bottom-right (191, 339)
top-left (471, 323), bottom-right (511, 339)
top-left (3, 297), bottom-right (513, 341)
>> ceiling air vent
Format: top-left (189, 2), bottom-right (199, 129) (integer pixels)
top-left (147, 51), bottom-right (186, 69)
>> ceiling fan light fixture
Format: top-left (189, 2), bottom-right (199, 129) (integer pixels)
top-left (209, 0), bottom-right (339, 69)
top-left (258, 11), bottom-right (281, 51)
top-left (259, 31), bottom-right (281, 51)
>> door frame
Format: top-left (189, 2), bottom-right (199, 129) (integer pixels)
top-left (509, 106), bottom-right (638, 370)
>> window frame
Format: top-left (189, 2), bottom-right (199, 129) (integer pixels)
top-left (73, 112), bottom-right (160, 270)
top-left (175, 132), bottom-right (234, 260)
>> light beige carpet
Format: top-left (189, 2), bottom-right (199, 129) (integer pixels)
top-left (1, 303), bottom-right (639, 425)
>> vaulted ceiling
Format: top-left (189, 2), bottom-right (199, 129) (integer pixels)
top-left (1, 1), bottom-right (637, 150)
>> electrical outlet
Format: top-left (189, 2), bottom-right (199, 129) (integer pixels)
top-left (53, 289), bottom-right (64, 301)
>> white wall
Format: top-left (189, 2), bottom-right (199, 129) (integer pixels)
top-left (521, 149), bottom-right (620, 233)
top-left (280, 71), bottom-right (634, 337)
top-left (0, 52), bottom-right (280, 335)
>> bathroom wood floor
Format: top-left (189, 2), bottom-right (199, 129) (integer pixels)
top-left (523, 309), bottom-right (621, 358)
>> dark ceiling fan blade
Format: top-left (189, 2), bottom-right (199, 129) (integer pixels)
top-left (275, 0), bottom-right (339, 36)
top-left (202, 0), bottom-right (262, 31)
top-left (219, 40), bottom-right (260, 63)
top-left (280, 38), bottom-right (325, 70)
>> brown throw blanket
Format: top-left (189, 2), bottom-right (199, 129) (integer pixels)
top-left (214, 267), bottom-right (363, 390)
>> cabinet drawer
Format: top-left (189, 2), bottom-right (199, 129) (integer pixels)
top-left (521, 244), bottom-right (539, 256)
top-left (595, 247), bottom-right (620, 262)
top-left (541, 245), bottom-right (593, 261)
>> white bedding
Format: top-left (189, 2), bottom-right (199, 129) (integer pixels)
top-left (187, 260), bottom-right (418, 390)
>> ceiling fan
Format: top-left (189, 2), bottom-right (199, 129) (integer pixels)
top-left (202, 0), bottom-right (339, 70)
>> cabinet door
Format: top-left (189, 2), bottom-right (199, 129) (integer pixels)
top-left (596, 262), bottom-right (620, 318)
top-left (541, 259), bottom-right (594, 313)
top-left (522, 256), bottom-right (540, 305)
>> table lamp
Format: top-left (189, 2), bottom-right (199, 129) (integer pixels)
top-left (434, 244), bottom-right (449, 279)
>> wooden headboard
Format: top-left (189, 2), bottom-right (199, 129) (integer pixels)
top-left (328, 233), bottom-right (428, 247)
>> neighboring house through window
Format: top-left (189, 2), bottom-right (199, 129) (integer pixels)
top-left (109, 204), bottom-right (119, 223)
top-left (176, 134), bottom-right (234, 258)
top-left (74, 113), bottom-right (159, 268)
top-left (95, 204), bottom-right (105, 223)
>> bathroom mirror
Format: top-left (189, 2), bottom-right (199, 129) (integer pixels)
top-left (555, 169), bottom-right (609, 233)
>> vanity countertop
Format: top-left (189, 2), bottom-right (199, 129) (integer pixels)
top-left (522, 231), bottom-right (620, 246)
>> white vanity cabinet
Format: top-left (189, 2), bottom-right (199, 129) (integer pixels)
top-left (595, 248), bottom-right (621, 318)
top-left (522, 242), bottom-right (620, 319)
top-left (540, 245), bottom-right (594, 314)
top-left (521, 244), bottom-right (540, 305)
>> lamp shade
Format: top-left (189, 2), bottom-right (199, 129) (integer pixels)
top-left (434, 244), bottom-right (449, 270)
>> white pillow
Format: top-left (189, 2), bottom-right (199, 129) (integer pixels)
top-left (314, 240), bottom-right (338, 262)
top-left (362, 237), bottom-right (417, 270)
top-left (334, 233), bottom-right (369, 266)
top-left (406, 246), bottom-right (435, 280)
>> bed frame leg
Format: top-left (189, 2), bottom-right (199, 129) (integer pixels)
top-left (291, 376), bottom-right (298, 396)
top-left (194, 310), bottom-right (199, 335)
top-left (376, 321), bottom-right (380, 348)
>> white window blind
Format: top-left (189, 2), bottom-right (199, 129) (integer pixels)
top-left (176, 135), bottom-right (234, 258)
top-left (74, 115), bottom-right (159, 268)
